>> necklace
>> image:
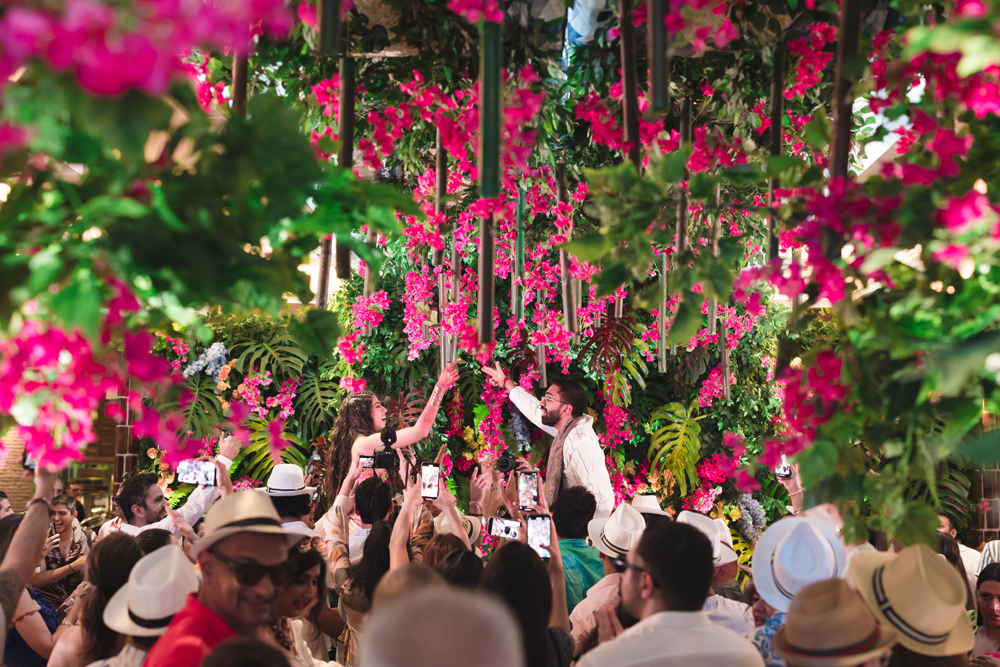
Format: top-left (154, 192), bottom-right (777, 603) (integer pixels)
top-left (270, 616), bottom-right (293, 652)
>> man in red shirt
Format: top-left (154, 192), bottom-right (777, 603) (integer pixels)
top-left (144, 491), bottom-right (302, 667)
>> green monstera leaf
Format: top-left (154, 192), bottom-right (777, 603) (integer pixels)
top-left (647, 400), bottom-right (706, 497)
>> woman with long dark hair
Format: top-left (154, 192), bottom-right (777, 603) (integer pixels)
top-left (480, 540), bottom-right (572, 667)
top-left (258, 541), bottom-right (341, 667)
top-left (326, 362), bottom-right (457, 494)
top-left (974, 562), bottom-right (1000, 662)
top-left (939, 533), bottom-right (976, 611)
top-left (46, 532), bottom-right (143, 667)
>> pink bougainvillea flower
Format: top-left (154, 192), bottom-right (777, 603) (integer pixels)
top-left (297, 2), bottom-right (317, 26)
top-left (932, 243), bottom-right (970, 269)
top-left (713, 18), bottom-right (740, 49)
top-left (266, 419), bottom-right (291, 462)
top-left (937, 190), bottom-right (992, 234)
top-left (955, 0), bottom-right (988, 15)
top-left (736, 469), bottom-right (760, 492)
top-left (340, 376), bottom-right (367, 393)
top-left (123, 331), bottom-right (173, 383)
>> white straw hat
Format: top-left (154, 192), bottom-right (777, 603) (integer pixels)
top-left (630, 495), bottom-right (670, 517)
top-left (191, 491), bottom-right (303, 557)
top-left (587, 504), bottom-right (646, 558)
top-left (103, 546), bottom-right (199, 637)
top-left (848, 543), bottom-right (974, 656)
top-left (676, 511), bottom-right (737, 565)
top-left (434, 512), bottom-right (482, 543)
top-left (753, 516), bottom-right (846, 612)
top-left (264, 464), bottom-right (316, 498)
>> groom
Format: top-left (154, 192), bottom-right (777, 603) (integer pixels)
top-left (483, 364), bottom-right (614, 518)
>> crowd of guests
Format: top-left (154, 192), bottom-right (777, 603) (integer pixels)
top-left (1, 368), bottom-right (1000, 666)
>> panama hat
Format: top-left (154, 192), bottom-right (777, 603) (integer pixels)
top-left (104, 546), bottom-right (200, 637)
top-left (434, 512), bottom-right (482, 543)
top-left (630, 495), bottom-right (670, 517)
top-left (264, 464), bottom-right (316, 498)
top-left (191, 491), bottom-right (303, 557)
top-left (848, 543), bottom-right (974, 657)
top-left (773, 578), bottom-right (898, 667)
top-left (753, 516), bottom-right (846, 612)
top-left (588, 503), bottom-right (646, 558)
top-left (676, 511), bottom-right (737, 565)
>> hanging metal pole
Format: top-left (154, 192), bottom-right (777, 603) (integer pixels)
top-left (327, 56), bottom-right (357, 305)
top-left (767, 40), bottom-right (785, 262)
top-left (657, 253), bottom-right (668, 372)
top-left (707, 186), bottom-right (721, 336)
top-left (676, 97), bottom-right (692, 256)
top-left (513, 188), bottom-right (526, 323)
top-left (435, 128), bottom-right (448, 371)
top-left (362, 227), bottom-right (377, 336)
top-left (317, 0), bottom-right (342, 54)
top-left (825, 0), bottom-right (861, 258)
top-left (231, 53), bottom-right (248, 119)
top-left (721, 326), bottom-right (731, 402)
top-left (619, 0), bottom-right (641, 168)
top-left (477, 19), bottom-right (501, 346)
top-left (647, 0), bottom-right (670, 115)
top-left (536, 290), bottom-right (547, 387)
top-left (478, 214), bottom-right (496, 345)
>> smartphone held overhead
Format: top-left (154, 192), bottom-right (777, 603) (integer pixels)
top-left (487, 517), bottom-right (521, 540)
top-left (421, 463), bottom-right (440, 500)
top-left (527, 515), bottom-right (551, 560)
top-left (775, 454), bottom-right (791, 478)
top-left (518, 471), bottom-right (539, 510)
top-left (176, 459), bottom-right (217, 486)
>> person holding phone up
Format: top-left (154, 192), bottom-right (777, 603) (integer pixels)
top-left (482, 365), bottom-right (614, 519)
top-left (114, 436), bottom-right (241, 540)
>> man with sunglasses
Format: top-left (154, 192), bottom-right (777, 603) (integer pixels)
top-left (144, 492), bottom-right (302, 667)
top-left (483, 363), bottom-right (614, 518)
top-left (576, 521), bottom-right (764, 667)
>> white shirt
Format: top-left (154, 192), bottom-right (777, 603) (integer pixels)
top-left (960, 543), bottom-right (981, 592)
top-left (84, 643), bottom-right (147, 667)
top-left (576, 610), bottom-right (765, 667)
top-left (703, 594), bottom-right (753, 634)
top-left (509, 387), bottom-right (615, 518)
top-left (120, 455), bottom-right (233, 537)
top-left (282, 520), bottom-right (321, 540)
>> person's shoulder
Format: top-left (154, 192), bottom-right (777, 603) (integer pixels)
top-left (145, 632), bottom-right (214, 667)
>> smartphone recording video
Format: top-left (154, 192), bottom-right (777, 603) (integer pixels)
top-left (421, 463), bottom-right (441, 500)
top-left (527, 515), bottom-right (551, 560)
top-left (176, 459), bottom-right (217, 486)
top-left (488, 517), bottom-right (521, 540)
top-left (518, 471), bottom-right (539, 510)
top-left (775, 454), bottom-right (792, 478)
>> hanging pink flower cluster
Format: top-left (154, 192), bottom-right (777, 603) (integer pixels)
top-left (265, 379), bottom-right (300, 420)
top-left (183, 53), bottom-right (229, 113)
top-left (529, 307), bottom-right (574, 372)
top-left (352, 290), bottom-right (392, 329)
top-left (340, 377), bottom-right (368, 393)
top-left (447, 0), bottom-right (504, 23)
top-left (785, 24), bottom-right (837, 100)
top-left (599, 401), bottom-right (634, 449)
top-left (696, 452), bottom-right (737, 484)
top-left (401, 267), bottom-right (438, 360)
top-left (233, 368), bottom-right (274, 418)
top-left (697, 364), bottom-right (735, 408)
top-left (156, 333), bottom-right (190, 371)
top-left (681, 484), bottom-right (722, 513)
top-left (337, 332), bottom-right (367, 365)
top-left (0, 322), bottom-right (121, 468)
top-left (446, 392), bottom-right (464, 437)
top-left (0, 0), bottom-right (292, 99)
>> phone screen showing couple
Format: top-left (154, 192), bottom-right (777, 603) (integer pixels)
top-left (176, 459), bottom-right (217, 486)
top-left (527, 515), bottom-right (551, 559)
top-left (488, 517), bottom-right (521, 540)
top-left (421, 464), bottom-right (440, 499)
top-left (518, 472), bottom-right (539, 510)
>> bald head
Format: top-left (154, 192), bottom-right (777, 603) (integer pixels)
top-left (371, 563), bottom-right (443, 610)
top-left (358, 588), bottom-right (524, 667)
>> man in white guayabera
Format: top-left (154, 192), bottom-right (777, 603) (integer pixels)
top-left (482, 364), bottom-right (614, 518)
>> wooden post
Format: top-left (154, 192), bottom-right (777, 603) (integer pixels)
top-left (619, 0), bottom-right (641, 168)
top-left (768, 40), bottom-right (784, 262)
top-left (557, 164), bottom-right (578, 335)
top-left (825, 0), bottom-right (862, 257)
top-left (647, 0), bottom-right (670, 114)
top-left (318, 0), bottom-right (342, 54)
top-left (231, 53), bottom-right (248, 119)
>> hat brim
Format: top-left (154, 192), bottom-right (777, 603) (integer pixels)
top-left (847, 551), bottom-right (975, 657)
top-left (632, 506), bottom-right (671, 517)
top-left (190, 524), bottom-right (304, 558)
top-left (587, 518), bottom-right (630, 559)
top-left (264, 486), bottom-right (316, 498)
top-left (103, 581), bottom-right (178, 637)
top-left (753, 517), bottom-right (846, 613)
top-left (772, 624), bottom-right (898, 667)
top-left (716, 543), bottom-right (738, 566)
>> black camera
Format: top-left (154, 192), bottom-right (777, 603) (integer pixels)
top-left (496, 453), bottom-right (517, 474)
top-left (372, 426), bottom-right (400, 470)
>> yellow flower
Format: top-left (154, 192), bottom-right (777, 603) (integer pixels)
top-left (729, 507), bottom-right (742, 522)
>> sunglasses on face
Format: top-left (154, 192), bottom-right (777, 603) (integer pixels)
top-left (210, 549), bottom-right (290, 587)
top-left (612, 557), bottom-right (660, 588)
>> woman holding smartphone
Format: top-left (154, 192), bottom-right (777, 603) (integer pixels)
top-left (326, 362), bottom-right (458, 494)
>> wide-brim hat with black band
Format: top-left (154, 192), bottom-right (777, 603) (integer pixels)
top-left (104, 545), bottom-right (200, 637)
top-left (773, 578), bottom-right (898, 667)
top-left (587, 503), bottom-right (646, 558)
top-left (847, 543), bottom-right (973, 657)
top-left (191, 491), bottom-right (303, 558)
top-left (676, 510), bottom-right (738, 566)
top-left (753, 516), bottom-right (846, 612)
top-left (264, 463), bottom-right (316, 498)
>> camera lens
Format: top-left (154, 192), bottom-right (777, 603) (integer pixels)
top-left (496, 454), bottom-right (515, 474)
